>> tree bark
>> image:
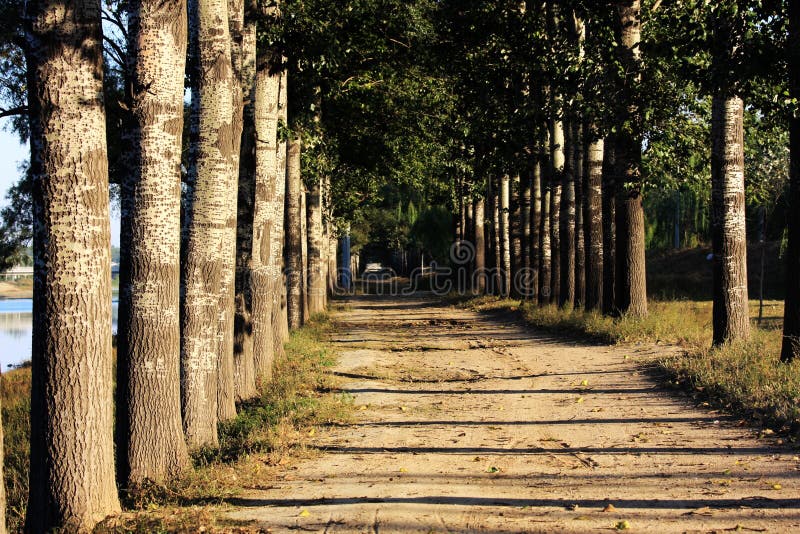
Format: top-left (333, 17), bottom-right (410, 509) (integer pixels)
top-left (248, 23), bottom-right (282, 384)
top-left (491, 179), bottom-right (502, 294)
top-left (782, 0), bottom-right (800, 362)
top-left (613, 0), bottom-right (647, 318)
top-left (214, 0), bottom-right (245, 422)
top-left (286, 138), bottom-right (304, 329)
top-left (521, 173), bottom-right (532, 298)
top-left (550, 114), bottom-right (564, 305)
top-left (0, 374), bottom-right (5, 534)
top-left (602, 135), bottom-right (617, 316)
top-left (560, 120), bottom-right (575, 308)
top-left (510, 175), bottom-right (523, 295)
top-left (574, 121), bottom-right (585, 307)
top-left (473, 197), bottom-right (486, 294)
top-left (116, 0), bottom-right (190, 487)
top-left (232, 0), bottom-right (259, 401)
top-left (711, 95), bottom-right (749, 344)
top-left (181, 0), bottom-right (237, 447)
top-left (300, 186), bottom-right (309, 322)
top-left (584, 134), bottom-right (604, 311)
top-left (539, 154), bottom-right (552, 305)
top-left (500, 175), bottom-right (512, 296)
top-left (24, 0), bottom-right (122, 526)
top-left (307, 181), bottom-right (326, 315)
top-left (274, 71), bottom-right (290, 358)
top-left (530, 160), bottom-right (542, 302)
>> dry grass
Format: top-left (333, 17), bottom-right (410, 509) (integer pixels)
top-left (464, 296), bottom-right (800, 435)
top-left (1, 315), bottom-right (349, 533)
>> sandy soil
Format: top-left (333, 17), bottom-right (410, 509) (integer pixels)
top-left (0, 280), bottom-right (32, 299)
top-left (227, 293), bottom-right (800, 533)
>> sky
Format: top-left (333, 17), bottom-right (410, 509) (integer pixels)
top-left (0, 119), bottom-right (122, 247)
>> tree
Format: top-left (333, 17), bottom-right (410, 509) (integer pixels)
top-left (248, 18), bottom-right (283, 381)
top-left (783, 0), bottom-right (800, 362)
top-left (584, 132), bottom-right (604, 311)
top-left (286, 137), bottom-right (304, 329)
top-left (500, 174), bottom-right (511, 296)
top-left (115, 0), bottom-right (190, 487)
top-left (233, 0), bottom-right (259, 401)
top-left (307, 180), bottom-right (326, 314)
top-left (181, 0), bottom-right (237, 448)
top-left (0, 371), bottom-right (6, 534)
top-left (709, 6), bottom-right (750, 345)
top-left (473, 197), bottom-right (486, 293)
top-left (560, 119), bottom-right (576, 308)
top-left (24, 0), bottom-right (122, 526)
top-left (602, 135), bottom-right (616, 315)
top-left (613, 0), bottom-right (647, 318)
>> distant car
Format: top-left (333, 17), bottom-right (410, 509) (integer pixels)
top-left (362, 262), bottom-right (393, 279)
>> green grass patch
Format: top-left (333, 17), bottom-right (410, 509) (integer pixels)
top-left (2, 314), bottom-right (350, 532)
top-left (463, 296), bottom-right (800, 436)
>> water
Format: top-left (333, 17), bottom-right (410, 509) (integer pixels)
top-left (0, 298), bottom-right (119, 370)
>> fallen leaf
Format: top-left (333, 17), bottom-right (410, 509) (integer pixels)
top-left (399, 467), bottom-right (408, 473)
top-left (772, 483), bottom-right (782, 490)
top-left (576, 397), bottom-right (585, 404)
top-left (299, 510), bottom-right (310, 517)
top-left (400, 406), bottom-right (408, 412)
top-left (487, 466), bottom-right (500, 473)
top-left (615, 520), bottom-right (630, 530)
top-left (580, 379), bottom-right (589, 386)
top-left (308, 428), bottom-right (315, 437)
top-left (603, 504), bottom-right (617, 512)
top-left (358, 405), bottom-right (368, 411)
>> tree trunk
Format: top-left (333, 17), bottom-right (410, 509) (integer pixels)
top-left (613, 0), bottom-right (647, 318)
top-left (500, 175), bottom-right (512, 296)
top-left (274, 71), bottom-right (290, 358)
top-left (181, 0), bottom-right (237, 448)
top-left (521, 173), bottom-right (532, 298)
top-left (550, 114), bottom-right (564, 305)
top-left (232, 0), bottom-right (259, 402)
top-left (307, 182), bottom-right (326, 315)
top-left (214, 0), bottom-right (245, 422)
top-left (584, 134), bottom-right (604, 311)
top-left (116, 0), bottom-right (190, 487)
top-left (539, 161), bottom-right (552, 305)
top-left (574, 121), bottom-right (585, 308)
top-left (0, 373), bottom-right (5, 534)
top-left (530, 160), bottom-right (542, 302)
top-left (560, 120), bottom-right (575, 308)
top-left (286, 138), bottom-right (304, 329)
top-left (510, 175), bottom-right (522, 295)
top-left (711, 95), bottom-right (749, 344)
top-left (300, 187), bottom-right (309, 322)
top-left (249, 38), bottom-right (281, 381)
top-left (782, 0), bottom-right (800, 362)
top-left (24, 0), bottom-right (122, 525)
top-left (602, 135), bottom-right (617, 316)
top-left (492, 180), bottom-right (502, 295)
top-left (473, 197), bottom-right (486, 294)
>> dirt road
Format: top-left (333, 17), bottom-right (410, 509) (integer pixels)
top-left (227, 294), bottom-right (800, 533)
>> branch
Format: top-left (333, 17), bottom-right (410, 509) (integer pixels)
top-left (0, 106), bottom-right (27, 119)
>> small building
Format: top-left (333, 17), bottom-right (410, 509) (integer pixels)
top-left (0, 265), bottom-right (33, 280)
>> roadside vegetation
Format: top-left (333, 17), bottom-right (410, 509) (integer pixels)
top-left (1, 316), bottom-right (350, 532)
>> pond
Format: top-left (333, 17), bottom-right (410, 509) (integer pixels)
top-left (0, 298), bottom-right (119, 370)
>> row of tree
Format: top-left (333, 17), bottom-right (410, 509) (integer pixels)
top-left (0, 0), bottom-right (340, 530)
top-left (435, 0), bottom-right (800, 360)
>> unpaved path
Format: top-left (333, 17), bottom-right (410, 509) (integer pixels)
top-left (228, 294), bottom-right (800, 533)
